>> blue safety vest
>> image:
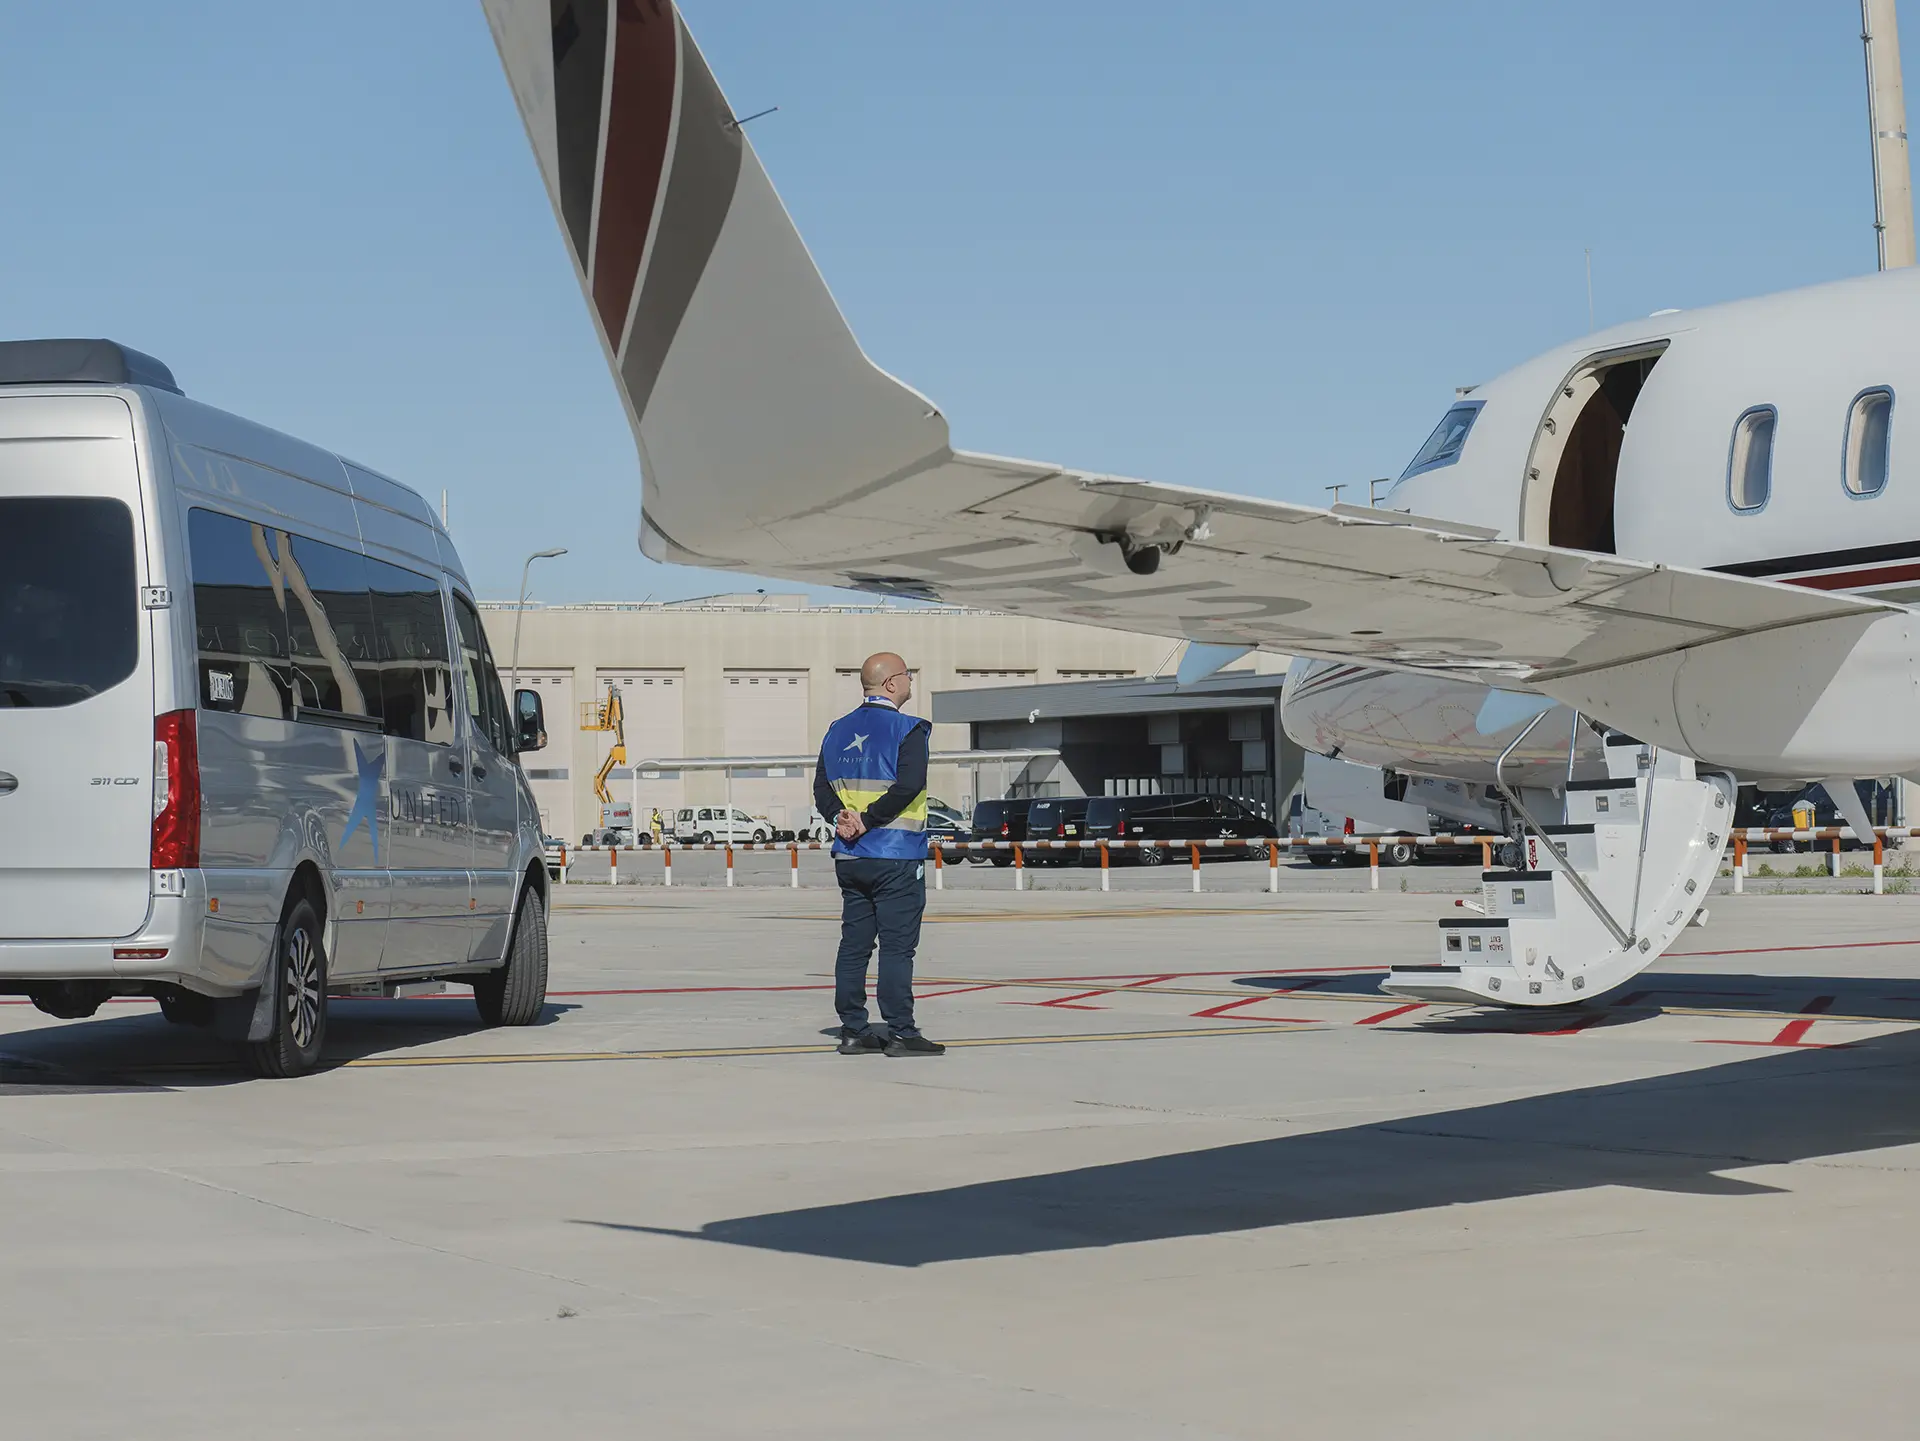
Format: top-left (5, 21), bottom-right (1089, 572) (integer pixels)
top-left (820, 700), bottom-right (931, 860)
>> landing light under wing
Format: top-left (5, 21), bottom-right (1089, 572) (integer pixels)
top-left (484, 0), bottom-right (1892, 696)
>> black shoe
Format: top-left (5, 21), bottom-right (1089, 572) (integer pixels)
top-left (884, 1033), bottom-right (946, 1057)
top-left (837, 1030), bottom-right (884, 1055)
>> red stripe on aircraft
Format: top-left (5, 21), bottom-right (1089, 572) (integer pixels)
top-left (590, 0), bottom-right (679, 345)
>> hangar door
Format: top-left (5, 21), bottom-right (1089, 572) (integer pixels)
top-left (724, 670), bottom-right (810, 828)
top-left (515, 670), bottom-right (574, 839)
top-left (592, 669), bottom-right (685, 834)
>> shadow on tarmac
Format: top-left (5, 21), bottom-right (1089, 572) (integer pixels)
top-left (585, 1023), bottom-right (1920, 1266)
top-left (0, 996), bottom-right (579, 1085)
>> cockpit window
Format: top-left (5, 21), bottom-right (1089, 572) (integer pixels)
top-left (1399, 401), bottom-right (1485, 481)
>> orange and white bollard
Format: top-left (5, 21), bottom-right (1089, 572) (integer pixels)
top-left (1733, 833), bottom-right (1746, 894)
top-left (1013, 843), bottom-right (1025, 891)
top-left (933, 843), bottom-right (944, 891)
top-left (790, 843), bottom-right (800, 889)
top-left (1267, 840), bottom-right (1279, 893)
top-left (1480, 838), bottom-right (1492, 870)
top-left (1190, 843), bottom-right (1201, 893)
top-left (1099, 841), bottom-right (1110, 892)
top-left (558, 845), bottom-right (568, 886)
top-left (1874, 832), bottom-right (1885, 895)
top-left (1369, 839), bottom-right (1380, 890)
top-left (725, 843), bottom-right (735, 887)
top-left (661, 845), bottom-right (672, 887)
top-left (1831, 834), bottom-right (1843, 878)
top-left (608, 846), bottom-right (618, 887)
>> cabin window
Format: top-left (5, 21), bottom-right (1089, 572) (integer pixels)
top-left (1727, 406), bottom-right (1775, 512)
top-left (1398, 401), bottom-right (1485, 481)
top-left (1845, 389), bottom-right (1893, 498)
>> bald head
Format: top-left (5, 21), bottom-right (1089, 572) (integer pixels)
top-left (861, 652), bottom-right (905, 689)
top-left (861, 652), bottom-right (912, 704)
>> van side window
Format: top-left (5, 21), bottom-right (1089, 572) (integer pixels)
top-left (1728, 406), bottom-right (1776, 511)
top-left (367, 558), bottom-right (456, 745)
top-left (284, 536), bottom-right (379, 721)
top-left (1846, 389), bottom-right (1893, 498)
top-left (451, 594), bottom-right (511, 754)
top-left (187, 508), bottom-right (292, 719)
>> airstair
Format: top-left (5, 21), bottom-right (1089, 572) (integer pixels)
top-left (1383, 732), bottom-right (1732, 1007)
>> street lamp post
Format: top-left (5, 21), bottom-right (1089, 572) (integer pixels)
top-left (508, 547), bottom-right (567, 698)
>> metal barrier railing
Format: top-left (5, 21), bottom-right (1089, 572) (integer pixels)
top-left (548, 826), bottom-right (1920, 895)
top-left (550, 833), bottom-right (1502, 893)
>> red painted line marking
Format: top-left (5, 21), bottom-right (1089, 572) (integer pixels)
top-left (1020, 974), bottom-right (1179, 1011)
top-left (1769, 995), bottom-right (1834, 1046)
top-left (1533, 1013), bottom-right (1609, 1037)
top-left (1190, 995), bottom-right (1318, 1023)
top-left (1354, 1002), bottom-right (1427, 1026)
top-left (913, 984), bottom-right (1005, 1000)
top-left (1695, 995), bottom-right (1839, 1048)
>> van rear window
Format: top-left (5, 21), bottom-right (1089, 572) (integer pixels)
top-left (0, 497), bottom-right (138, 708)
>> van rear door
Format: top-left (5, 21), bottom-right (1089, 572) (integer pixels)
top-left (0, 395), bottom-right (155, 940)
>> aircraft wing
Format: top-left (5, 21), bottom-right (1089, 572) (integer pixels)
top-left (482, 0), bottom-right (1892, 695)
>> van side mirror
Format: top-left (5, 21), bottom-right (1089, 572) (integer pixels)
top-left (514, 688), bottom-right (546, 753)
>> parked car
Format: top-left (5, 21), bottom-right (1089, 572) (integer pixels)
top-left (543, 835), bottom-right (568, 878)
top-left (673, 806), bottom-right (774, 844)
top-left (1082, 793), bottom-right (1278, 865)
top-left (925, 798), bottom-right (968, 851)
top-left (969, 798), bottom-right (1032, 866)
top-left (1023, 797), bottom-right (1091, 864)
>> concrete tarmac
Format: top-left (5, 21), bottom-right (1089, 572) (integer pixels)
top-left (3, 877), bottom-right (1919, 1438)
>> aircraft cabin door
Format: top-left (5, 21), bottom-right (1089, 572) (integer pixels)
top-left (1518, 341), bottom-right (1668, 552)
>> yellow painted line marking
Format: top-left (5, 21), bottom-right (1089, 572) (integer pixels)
top-left (336, 1022), bottom-right (1315, 1069)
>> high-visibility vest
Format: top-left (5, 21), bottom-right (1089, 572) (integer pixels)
top-left (820, 700), bottom-right (930, 860)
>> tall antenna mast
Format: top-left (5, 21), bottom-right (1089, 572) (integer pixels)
top-left (1863, 0), bottom-right (1917, 268)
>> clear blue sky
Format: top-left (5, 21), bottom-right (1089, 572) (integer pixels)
top-left (0, 2), bottom-right (1904, 602)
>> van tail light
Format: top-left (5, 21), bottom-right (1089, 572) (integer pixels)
top-left (1056, 823), bottom-right (1066, 837)
top-left (1343, 817), bottom-right (1355, 836)
top-left (152, 709), bottom-right (201, 869)
top-left (1000, 822), bottom-right (1009, 836)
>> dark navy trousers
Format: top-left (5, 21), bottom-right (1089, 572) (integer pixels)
top-left (833, 856), bottom-right (926, 1037)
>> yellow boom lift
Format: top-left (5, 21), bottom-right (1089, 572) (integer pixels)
top-left (583, 681), bottom-right (628, 832)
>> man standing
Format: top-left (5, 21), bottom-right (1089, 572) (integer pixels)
top-left (814, 652), bottom-right (945, 1056)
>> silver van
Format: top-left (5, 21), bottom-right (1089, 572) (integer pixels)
top-left (0, 340), bottom-right (552, 1076)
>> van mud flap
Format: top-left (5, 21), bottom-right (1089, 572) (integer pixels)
top-left (211, 987), bottom-right (271, 1043)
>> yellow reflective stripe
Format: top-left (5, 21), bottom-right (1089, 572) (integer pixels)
top-left (834, 784), bottom-right (889, 809)
top-left (881, 791), bottom-right (928, 830)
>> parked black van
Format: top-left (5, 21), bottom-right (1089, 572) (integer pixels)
top-left (1023, 797), bottom-right (1092, 865)
top-left (1081, 793), bottom-right (1277, 865)
top-left (969, 798), bottom-right (1032, 866)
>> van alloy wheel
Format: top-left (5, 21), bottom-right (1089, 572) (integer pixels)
top-left (283, 927), bottom-right (322, 1050)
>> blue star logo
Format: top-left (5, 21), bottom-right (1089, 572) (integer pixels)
top-left (844, 733), bottom-right (868, 752)
top-left (340, 739), bottom-right (385, 863)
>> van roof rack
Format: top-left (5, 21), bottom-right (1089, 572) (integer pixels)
top-left (0, 339), bottom-right (181, 395)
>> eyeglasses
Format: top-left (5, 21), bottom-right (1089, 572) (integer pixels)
top-left (876, 670), bottom-right (909, 687)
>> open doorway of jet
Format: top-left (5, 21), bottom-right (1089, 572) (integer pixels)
top-left (484, 0), bottom-right (1920, 1007)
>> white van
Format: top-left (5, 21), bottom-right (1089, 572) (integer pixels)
top-left (672, 807), bottom-right (773, 844)
top-left (0, 340), bottom-right (553, 1076)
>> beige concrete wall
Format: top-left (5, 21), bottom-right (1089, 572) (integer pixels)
top-left (480, 595), bottom-right (1282, 830)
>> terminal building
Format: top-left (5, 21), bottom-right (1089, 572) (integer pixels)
top-left (479, 595), bottom-right (1288, 841)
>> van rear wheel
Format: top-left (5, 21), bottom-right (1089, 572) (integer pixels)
top-left (246, 897), bottom-right (327, 1078)
top-left (474, 887), bottom-right (549, 1027)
